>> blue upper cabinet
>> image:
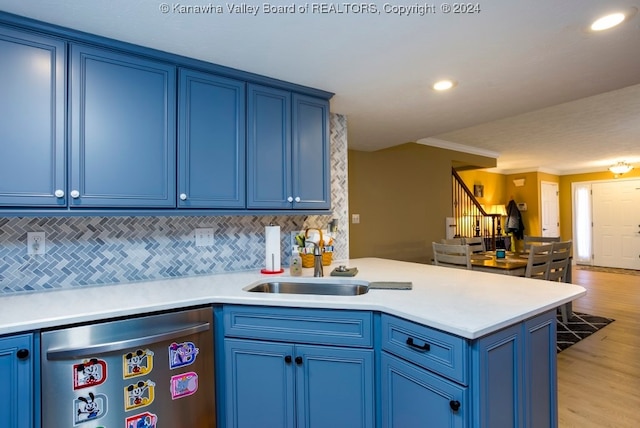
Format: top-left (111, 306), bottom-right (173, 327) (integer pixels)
top-left (247, 85), bottom-right (331, 210)
top-left (292, 94), bottom-right (330, 210)
top-left (69, 44), bottom-right (176, 207)
top-left (0, 27), bottom-right (66, 207)
top-left (178, 69), bottom-right (246, 208)
top-left (247, 84), bottom-right (292, 209)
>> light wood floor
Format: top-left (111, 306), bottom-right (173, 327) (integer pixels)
top-left (557, 267), bottom-right (640, 427)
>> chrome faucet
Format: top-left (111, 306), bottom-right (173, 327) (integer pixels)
top-left (312, 243), bottom-right (324, 277)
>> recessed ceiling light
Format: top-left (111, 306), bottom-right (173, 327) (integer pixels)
top-left (590, 12), bottom-right (626, 31)
top-left (432, 79), bottom-right (457, 91)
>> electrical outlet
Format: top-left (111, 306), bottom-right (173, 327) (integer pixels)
top-left (195, 228), bottom-right (214, 247)
top-left (351, 214), bottom-right (360, 224)
top-left (27, 231), bottom-right (46, 255)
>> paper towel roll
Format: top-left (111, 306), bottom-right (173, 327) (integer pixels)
top-left (264, 225), bottom-right (281, 272)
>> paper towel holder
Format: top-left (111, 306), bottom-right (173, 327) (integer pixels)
top-left (261, 223), bottom-right (284, 274)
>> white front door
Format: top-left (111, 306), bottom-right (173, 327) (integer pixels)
top-left (592, 179), bottom-right (640, 270)
top-left (541, 182), bottom-right (560, 237)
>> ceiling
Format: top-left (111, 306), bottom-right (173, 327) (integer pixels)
top-left (2, 0), bottom-right (640, 174)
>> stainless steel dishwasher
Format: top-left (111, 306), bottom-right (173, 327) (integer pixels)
top-left (40, 306), bottom-right (215, 427)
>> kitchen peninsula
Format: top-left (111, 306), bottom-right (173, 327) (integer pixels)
top-left (0, 258), bottom-right (585, 427)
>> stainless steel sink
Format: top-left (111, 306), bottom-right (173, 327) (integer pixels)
top-left (245, 281), bottom-right (369, 296)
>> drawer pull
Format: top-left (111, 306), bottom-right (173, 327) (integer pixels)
top-left (449, 400), bottom-right (461, 411)
top-left (406, 337), bottom-right (430, 351)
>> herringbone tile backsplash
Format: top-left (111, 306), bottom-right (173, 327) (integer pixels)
top-left (0, 114), bottom-right (349, 294)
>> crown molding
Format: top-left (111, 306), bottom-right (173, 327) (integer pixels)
top-left (416, 138), bottom-right (499, 159)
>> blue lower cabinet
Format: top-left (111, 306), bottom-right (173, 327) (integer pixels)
top-left (381, 352), bottom-right (467, 428)
top-left (69, 43), bottom-right (176, 207)
top-left (0, 334), bottom-right (34, 428)
top-left (472, 310), bottom-right (557, 428)
top-left (224, 338), bottom-right (295, 428)
top-left (524, 312), bottom-right (557, 428)
top-left (295, 345), bottom-right (374, 428)
top-left (223, 338), bottom-right (374, 428)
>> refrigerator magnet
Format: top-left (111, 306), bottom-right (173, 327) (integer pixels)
top-left (74, 392), bottom-right (107, 425)
top-left (125, 411), bottom-right (157, 428)
top-left (170, 372), bottom-right (198, 400)
top-left (123, 349), bottom-right (154, 379)
top-left (73, 358), bottom-right (107, 390)
top-left (124, 380), bottom-right (156, 411)
top-left (168, 341), bottom-right (199, 370)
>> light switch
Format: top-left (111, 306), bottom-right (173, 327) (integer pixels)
top-left (351, 214), bottom-right (360, 224)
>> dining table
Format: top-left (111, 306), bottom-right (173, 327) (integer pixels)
top-left (470, 251), bottom-right (529, 276)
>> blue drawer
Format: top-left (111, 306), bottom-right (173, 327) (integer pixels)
top-left (381, 314), bottom-right (469, 385)
top-left (222, 305), bottom-right (373, 347)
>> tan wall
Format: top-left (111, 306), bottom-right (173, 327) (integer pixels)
top-left (456, 170), bottom-right (509, 207)
top-left (348, 143), bottom-right (495, 263)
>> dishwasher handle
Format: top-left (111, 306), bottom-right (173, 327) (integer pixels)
top-left (46, 321), bottom-right (210, 360)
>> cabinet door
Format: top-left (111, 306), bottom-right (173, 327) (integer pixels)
top-left (0, 334), bottom-right (33, 428)
top-left (381, 352), bottom-right (466, 428)
top-left (246, 84), bottom-right (291, 209)
top-left (178, 69), bottom-right (245, 208)
top-left (296, 345), bottom-right (374, 428)
top-left (524, 311), bottom-right (557, 428)
top-left (292, 94), bottom-right (330, 210)
top-left (0, 27), bottom-right (66, 207)
top-left (472, 323), bottom-right (523, 428)
top-left (70, 44), bottom-right (176, 207)
top-left (224, 338), bottom-right (295, 428)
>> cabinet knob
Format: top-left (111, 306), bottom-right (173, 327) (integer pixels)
top-left (180, 193), bottom-right (188, 201)
top-left (284, 355), bottom-right (292, 363)
top-left (70, 190), bottom-right (80, 199)
top-left (16, 348), bottom-right (30, 360)
top-left (287, 196), bottom-right (294, 203)
top-left (54, 189), bottom-right (65, 198)
top-left (449, 400), bottom-right (461, 411)
top-left (294, 356), bottom-right (303, 365)
top-left (294, 196), bottom-right (301, 203)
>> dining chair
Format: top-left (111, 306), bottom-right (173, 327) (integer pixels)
top-left (524, 243), bottom-right (553, 280)
top-left (547, 240), bottom-right (573, 323)
top-left (464, 237), bottom-right (486, 254)
top-left (523, 235), bottom-right (560, 253)
top-left (432, 242), bottom-right (472, 269)
top-left (441, 238), bottom-right (465, 245)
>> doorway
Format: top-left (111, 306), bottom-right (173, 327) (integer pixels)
top-left (573, 178), bottom-right (640, 269)
top-left (541, 181), bottom-right (560, 237)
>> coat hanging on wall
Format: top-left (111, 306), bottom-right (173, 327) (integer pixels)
top-left (506, 199), bottom-right (525, 239)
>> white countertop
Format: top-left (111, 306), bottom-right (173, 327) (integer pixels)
top-left (0, 258), bottom-right (586, 339)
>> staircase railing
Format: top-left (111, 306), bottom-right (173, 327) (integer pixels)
top-left (451, 168), bottom-right (502, 250)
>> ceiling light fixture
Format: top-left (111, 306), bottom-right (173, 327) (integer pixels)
top-left (608, 161), bottom-right (633, 175)
top-left (590, 12), bottom-right (626, 31)
top-left (432, 79), bottom-right (456, 91)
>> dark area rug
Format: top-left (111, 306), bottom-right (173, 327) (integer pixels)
top-left (576, 265), bottom-right (640, 276)
top-left (556, 312), bottom-right (615, 353)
